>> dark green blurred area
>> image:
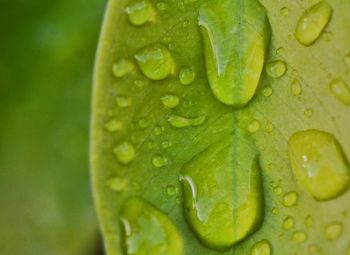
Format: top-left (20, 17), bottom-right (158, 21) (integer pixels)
top-left (0, 1), bottom-right (106, 254)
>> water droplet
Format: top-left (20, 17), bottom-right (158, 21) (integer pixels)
top-left (147, 139), bottom-right (154, 149)
top-left (308, 244), bottom-right (321, 254)
top-left (305, 215), bottom-right (313, 227)
top-left (180, 134), bottom-right (264, 250)
top-left (248, 120), bottom-right (261, 133)
top-left (134, 79), bottom-right (146, 88)
top-left (106, 177), bottom-right (128, 192)
top-left (280, 7), bottom-right (289, 16)
top-left (292, 231), bottom-right (308, 242)
top-left (160, 94), bottom-right (180, 108)
top-left (161, 140), bottom-right (171, 149)
top-left (125, 0), bottom-right (155, 26)
top-left (113, 141), bottom-right (135, 164)
top-left (304, 108), bottom-right (314, 118)
top-left (265, 121), bottom-right (274, 133)
top-left (121, 197), bottom-right (183, 255)
top-left (168, 115), bottom-right (206, 128)
top-left (152, 154), bottom-right (168, 168)
top-left (288, 129), bottom-right (350, 201)
top-left (271, 207), bottom-right (279, 215)
top-left (198, 0), bottom-right (271, 107)
top-left (266, 60), bottom-right (287, 78)
top-left (291, 79), bottom-right (303, 96)
top-left (324, 222), bottom-right (343, 241)
top-left (179, 66), bottom-right (195, 85)
top-left (138, 118), bottom-right (150, 129)
top-left (166, 185), bottom-right (178, 196)
top-left (135, 44), bottom-right (174, 80)
top-left (263, 86), bottom-right (273, 97)
top-left (282, 191), bottom-right (298, 207)
top-left (295, 1), bottom-right (333, 46)
top-left (283, 216), bottom-right (295, 230)
top-left (345, 53), bottom-right (350, 66)
top-left (250, 240), bottom-right (272, 255)
top-left (154, 125), bottom-right (165, 135)
top-left (273, 186), bottom-right (283, 195)
top-left (104, 118), bottom-right (123, 132)
top-left (329, 78), bottom-right (350, 105)
top-left (116, 95), bottom-right (131, 108)
top-left (156, 1), bottom-right (167, 12)
top-left (112, 58), bottom-right (134, 78)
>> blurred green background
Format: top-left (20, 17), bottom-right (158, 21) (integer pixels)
top-left (0, 1), bottom-right (106, 254)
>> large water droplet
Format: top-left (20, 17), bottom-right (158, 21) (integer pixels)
top-left (121, 197), bottom-right (183, 255)
top-left (180, 134), bottom-right (264, 250)
top-left (168, 115), bottom-right (206, 128)
top-left (135, 44), bottom-right (174, 80)
top-left (282, 191), bottom-right (298, 207)
top-left (295, 1), bottom-right (333, 46)
top-left (250, 240), bottom-right (272, 255)
top-left (113, 141), bottom-right (135, 164)
top-left (160, 94), bottom-right (180, 108)
top-left (113, 58), bottom-right (134, 78)
top-left (266, 60), bottom-right (287, 78)
top-left (288, 129), bottom-right (350, 201)
top-left (198, 0), bottom-right (271, 107)
top-left (125, 0), bottom-right (155, 26)
top-left (324, 222), bottom-right (343, 241)
top-left (179, 66), bottom-right (196, 85)
top-left (329, 78), bottom-right (350, 105)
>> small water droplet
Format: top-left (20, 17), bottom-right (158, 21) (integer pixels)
top-left (291, 79), bottom-right (302, 96)
top-left (125, 0), bottom-right (155, 26)
top-left (280, 7), bottom-right (289, 16)
top-left (305, 215), bottom-right (313, 227)
top-left (168, 115), bottom-right (206, 128)
top-left (292, 231), bottom-right (308, 242)
top-left (322, 31), bottom-right (333, 41)
top-left (283, 191), bottom-right (298, 207)
top-left (179, 66), bottom-right (196, 85)
top-left (138, 118), bottom-right (150, 129)
top-left (248, 120), bottom-right (261, 133)
top-left (265, 121), bottom-right (274, 133)
top-left (154, 125), bottom-right (165, 135)
top-left (160, 94), bottom-right (180, 108)
top-left (271, 207), bottom-right (279, 215)
top-left (324, 222), bottom-right (343, 241)
top-left (147, 139), bottom-right (154, 149)
top-left (161, 140), bottom-right (171, 149)
top-left (121, 197), bottom-right (183, 254)
top-left (113, 58), bottom-right (134, 78)
top-left (288, 129), bottom-right (350, 201)
top-left (263, 86), bottom-right (273, 97)
top-left (152, 154), bottom-right (168, 168)
top-left (156, 1), bottom-right (167, 12)
top-left (104, 118), bottom-right (123, 132)
top-left (266, 60), bottom-right (287, 78)
top-left (276, 47), bottom-right (285, 56)
top-left (116, 95), bottom-right (131, 108)
top-left (134, 79), bottom-right (146, 88)
top-left (106, 177), bottom-right (128, 192)
top-left (135, 44), bottom-right (174, 80)
top-left (166, 185), bottom-right (178, 196)
top-left (273, 186), bottom-right (283, 195)
top-left (344, 53), bottom-right (350, 66)
top-left (329, 78), bottom-right (350, 105)
top-left (283, 216), bottom-right (295, 230)
top-left (113, 141), bottom-right (135, 164)
top-left (295, 1), bottom-right (333, 46)
top-left (304, 108), bottom-right (314, 118)
top-left (250, 240), bottom-right (272, 255)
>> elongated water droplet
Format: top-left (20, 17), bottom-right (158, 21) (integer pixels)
top-left (179, 66), bottom-right (195, 85)
top-left (198, 0), bottom-right (271, 107)
top-left (329, 78), bottom-right (350, 105)
top-left (135, 44), bottom-right (174, 80)
top-left (168, 115), bottom-right (206, 128)
top-left (324, 222), bottom-right (343, 241)
top-left (295, 1), bottom-right (333, 46)
top-left (283, 216), bottom-right (295, 230)
top-left (266, 60), bottom-right (287, 78)
top-left (125, 0), bottom-right (155, 26)
top-left (250, 240), bottom-right (272, 255)
top-left (292, 231), bottom-right (308, 242)
top-left (152, 154), bottom-right (168, 168)
top-left (180, 133), bottom-right (264, 250)
top-left (113, 141), bottom-right (135, 164)
top-left (288, 130), bottom-right (350, 201)
top-left (121, 197), bottom-right (183, 255)
top-left (160, 94), bottom-right (180, 108)
top-left (113, 58), bottom-right (134, 78)
top-left (283, 191), bottom-right (298, 207)
top-left (106, 177), bottom-right (128, 192)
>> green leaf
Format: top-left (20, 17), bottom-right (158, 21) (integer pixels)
top-left (91, 0), bottom-right (350, 254)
